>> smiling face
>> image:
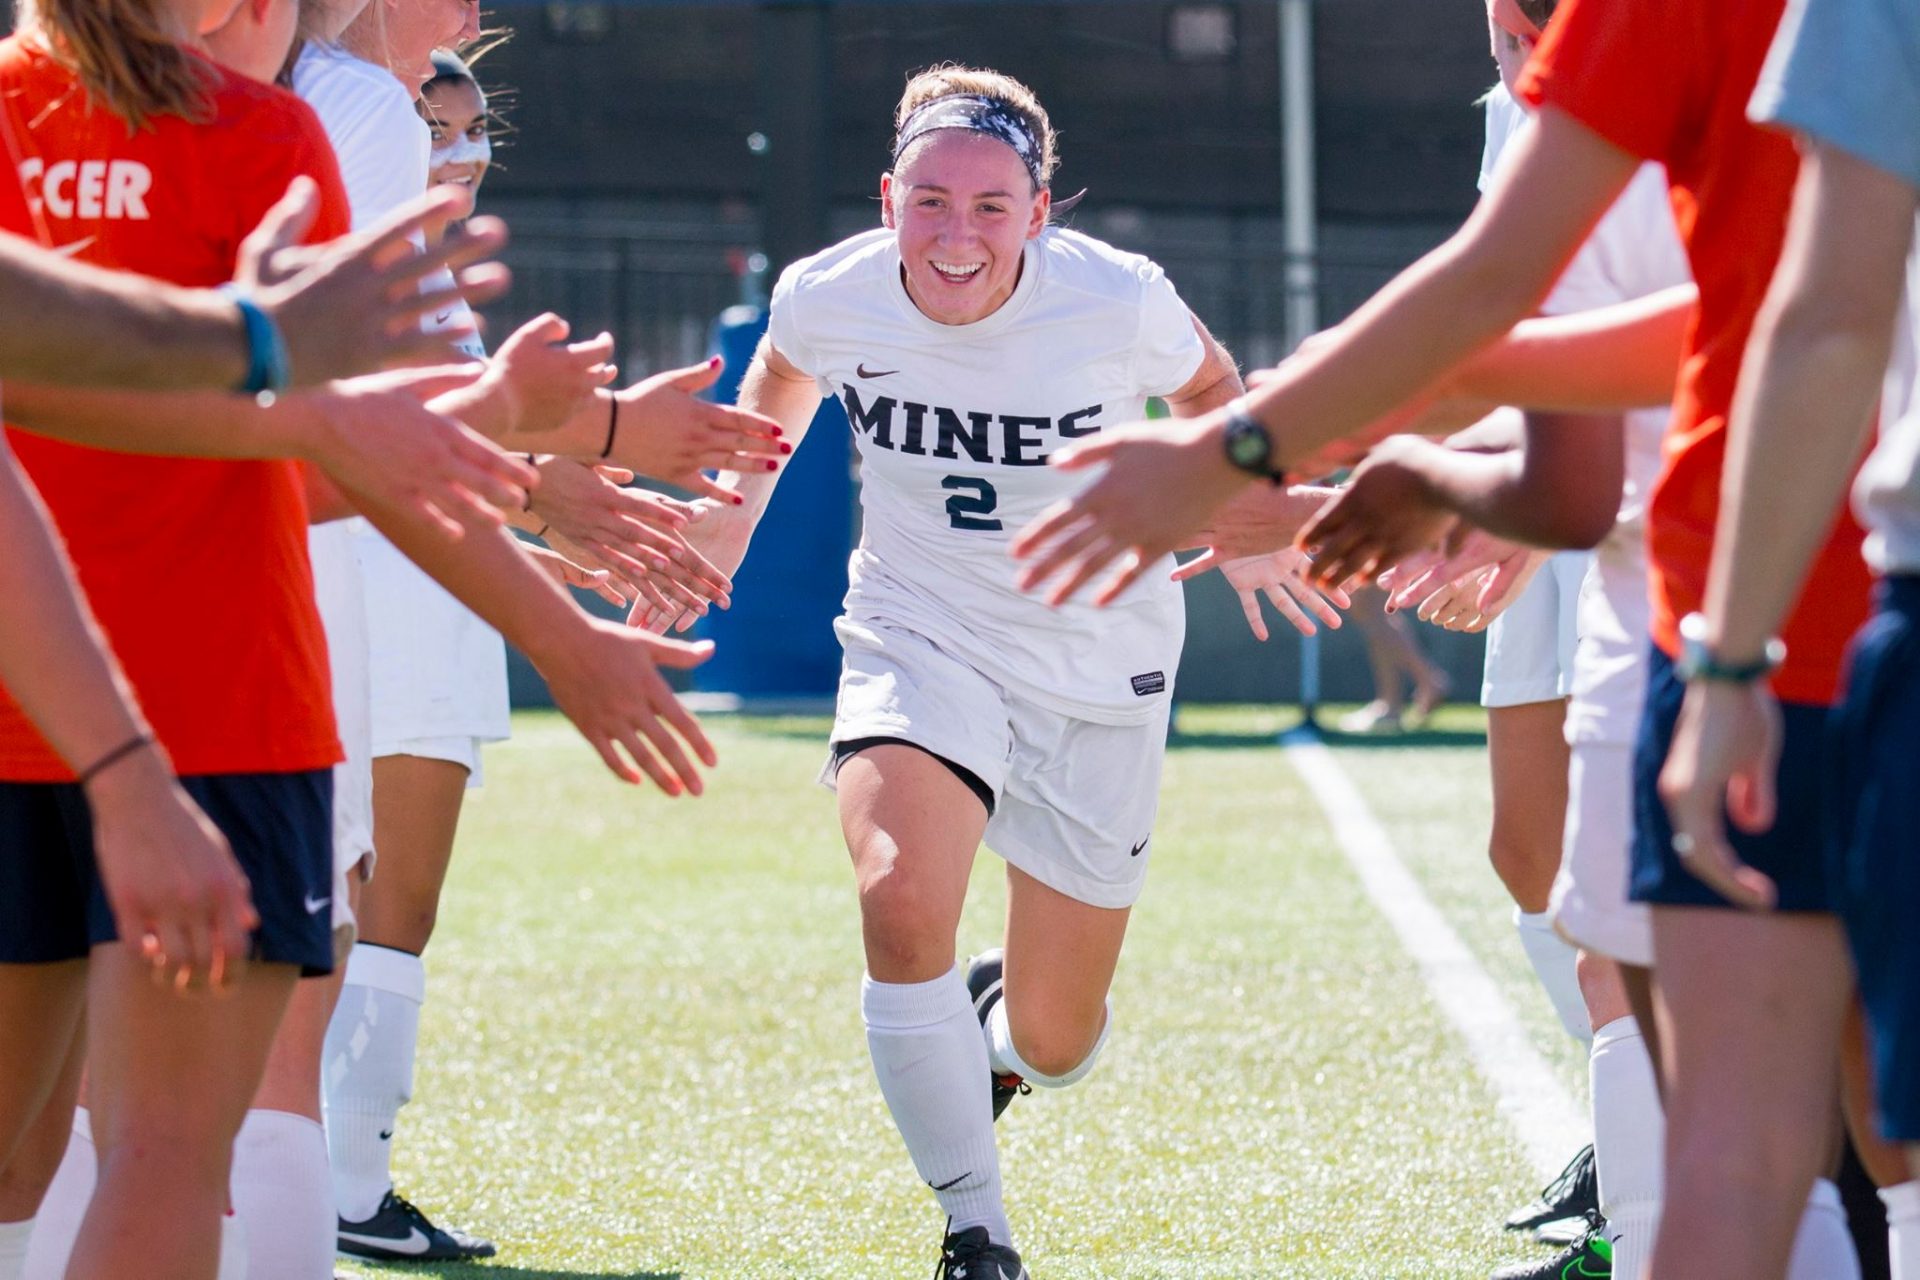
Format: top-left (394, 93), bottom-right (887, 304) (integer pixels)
top-left (422, 77), bottom-right (489, 191)
top-left (881, 129), bottom-right (1050, 327)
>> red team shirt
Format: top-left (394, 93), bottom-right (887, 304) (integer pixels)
top-left (0, 37), bottom-right (348, 780)
top-left (1519, 0), bottom-right (1875, 707)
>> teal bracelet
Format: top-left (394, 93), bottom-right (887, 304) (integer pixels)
top-left (217, 284), bottom-right (290, 396)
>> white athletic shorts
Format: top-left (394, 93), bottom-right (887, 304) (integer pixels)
top-left (309, 523), bottom-right (373, 955)
top-left (1550, 740), bottom-right (1651, 967)
top-left (356, 526), bottom-right (509, 786)
top-left (1481, 551), bottom-right (1590, 708)
top-left (819, 616), bottom-right (1168, 910)
top-left (380, 734), bottom-right (485, 786)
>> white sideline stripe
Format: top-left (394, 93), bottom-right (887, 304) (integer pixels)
top-left (1283, 730), bottom-right (1587, 1180)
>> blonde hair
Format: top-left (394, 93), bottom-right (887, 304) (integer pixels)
top-left (18, 0), bottom-right (216, 129)
top-left (893, 64), bottom-right (1059, 188)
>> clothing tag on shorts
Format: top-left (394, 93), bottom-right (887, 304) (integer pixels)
top-left (1131, 671), bottom-right (1166, 696)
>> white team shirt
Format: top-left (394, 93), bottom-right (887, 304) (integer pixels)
top-left (1855, 224), bottom-right (1920, 574)
top-left (1482, 86), bottom-right (1692, 745)
top-left (295, 42), bottom-right (507, 747)
top-left (770, 226), bottom-right (1207, 724)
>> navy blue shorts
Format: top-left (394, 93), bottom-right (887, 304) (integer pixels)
top-left (1630, 645), bottom-right (1835, 913)
top-left (0, 770), bottom-right (335, 976)
top-left (1829, 578), bottom-right (1920, 1141)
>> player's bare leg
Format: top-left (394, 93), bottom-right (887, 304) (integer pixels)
top-left (840, 745), bottom-right (1027, 1274)
top-left (996, 866), bottom-right (1127, 1084)
top-left (329, 758), bottom-right (492, 1263)
top-left (0, 964), bottom-right (85, 1279)
top-left (1649, 908), bottom-right (1854, 1279)
top-left (69, 944), bottom-right (295, 1280)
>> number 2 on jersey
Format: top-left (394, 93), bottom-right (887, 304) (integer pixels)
top-left (942, 475), bottom-right (1002, 531)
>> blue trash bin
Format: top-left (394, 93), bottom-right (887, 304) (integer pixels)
top-left (693, 304), bottom-right (854, 698)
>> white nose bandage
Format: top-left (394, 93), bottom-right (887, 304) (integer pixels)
top-left (431, 133), bottom-right (491, 171)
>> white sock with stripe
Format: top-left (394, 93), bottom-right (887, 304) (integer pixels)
top-left (0, 1219), bottom-right (32, 1280)
top-left (324, 942), bottom-right (424, 1223)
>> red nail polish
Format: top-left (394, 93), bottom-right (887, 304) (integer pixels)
top-left (770, 427), bottom-right (784, 438)
top-left (779, 442), bottom-right (793, 454)
top-left (732, 494), bottom-right (745, 505)
top-left (765, 460), bottom-right (778, 471)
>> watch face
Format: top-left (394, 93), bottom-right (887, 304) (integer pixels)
top-left (1228, 421), bottom-right (1268, 467)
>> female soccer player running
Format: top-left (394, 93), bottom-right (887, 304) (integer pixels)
top-left (647, 66), bottom-right (1239, 1276)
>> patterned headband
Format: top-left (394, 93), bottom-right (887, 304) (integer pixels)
top-left (892, 94), bottom-right (1045, 189)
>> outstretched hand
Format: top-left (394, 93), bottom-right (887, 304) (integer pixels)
top-left (488, 313), bottom-right (618, 435)
top-left (308, 366), bottom-right (538, 540)
top-left (1294, 436), bottom-right (1455, 588)
top-left (533, 618), bottom-right (719, 796)
top-left (1176, 547), bottom-right (1350, 640)
top-left (240, 181), bottom-right (513, 383)
top-left (1011, 415), bottom-right (1250, 607)
top-left (607, 356), bottom-right (789, 501)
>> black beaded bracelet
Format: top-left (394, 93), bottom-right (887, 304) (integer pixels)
top-left (77, 733), bottom-right (154, 787)
top-left (600, 395), bottom-right (619, 460)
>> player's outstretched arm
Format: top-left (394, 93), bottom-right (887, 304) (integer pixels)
top-left (627, 335), bottom-right (825, 633)
top-left (1011, 110), bottom-right (1640, 605)
top-left (0, 445), bottom-right (255, 992)
top-left (238, 180), bottom-right (513, 383)
top-left (1296, 407), bottom-right (1623, 587)
top-left (342, 475), bottom-right (718, 796)
top-left (4, 370), bottom-right (538, 539)
top-left (502, 352), bottom-right (790, 499)
top-left (516, 459), bottom-right (733, 618)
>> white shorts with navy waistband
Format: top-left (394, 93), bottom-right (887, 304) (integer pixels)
top-left (1481, 551), bottom-right (1590, 708)
top-left (819, 616), bottom-right (1169, 910)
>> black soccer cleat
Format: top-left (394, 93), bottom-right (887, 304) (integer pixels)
top-left (1503, 1144), bottom-right (1600, 1238)
top-left (935, 1224), bottom-right (1031, 1280)
top-left (965, 948), bottom-right (1030, 1122)
top-left (1490, 1212), bottom-right (1613, 1279)
top-left (336, 1189), bottom-right (497, 1262)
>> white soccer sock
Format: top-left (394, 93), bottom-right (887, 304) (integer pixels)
top-left (1787, 1178), bottom-right (1861, 1280)
top-left (324, 942), bottom-right (424, 1223)
top-left (1515, 909), bottom-right (1592, 1045)
top-left (23, 1109), bottom-right (93, 1280)
top-left (863, 968), bottom-right (1010, 1247)
top-left (216, 1212), bottom-right (248, 1280)
top-left (1590, 1016), bottom-right (1661, 1280)
top-left (984, 996), bottom-right (1111, 1089)
top-left (231, 1110), bottom-right (333, 1280)
top-left (0, 1219), bottom-right (32, 1280)
top-left (1881, 1181), bottom-right (1920, 1280)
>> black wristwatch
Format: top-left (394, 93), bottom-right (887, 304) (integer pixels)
top-left (1221, 398), bottom-right (1286, 485)
top-left (1674, 611), bottom-right (1786, 684)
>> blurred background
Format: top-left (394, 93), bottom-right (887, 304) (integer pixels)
top-left (472, 0), bottom-right (1501, 708)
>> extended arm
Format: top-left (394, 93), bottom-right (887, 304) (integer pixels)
top-left (1013, 108), bottom-right (1642, 602)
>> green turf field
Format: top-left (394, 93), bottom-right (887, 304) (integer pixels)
top-left (338, 704), bottom-right (1587, 1280)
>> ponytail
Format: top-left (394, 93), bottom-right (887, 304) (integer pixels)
top-left (18, 0), bottom-right (216, 130)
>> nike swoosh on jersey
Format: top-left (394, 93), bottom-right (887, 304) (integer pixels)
top-left (52, 236), bottom-right (97, 258)
top-left (338, 1226), bottom-right (430, 1256)
top-left (855, 363), bottom-right (898, 379)
top-left (1130, 837), bottom-right (1149, 857)
top-left (303, 893), bottom-right (331, 915)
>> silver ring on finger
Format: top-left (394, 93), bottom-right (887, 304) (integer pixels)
top-left (1670, 832), bottom-right (1696, 856)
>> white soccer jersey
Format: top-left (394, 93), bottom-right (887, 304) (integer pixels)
top-left (1481, 85), bottom-right (1692, 745)
top-left (770, 226), bottom-right (1206, 724)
